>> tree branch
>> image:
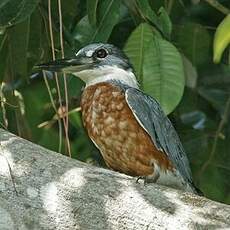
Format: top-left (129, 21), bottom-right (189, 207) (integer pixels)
top-left (0, 128), bottom-right (230, 230)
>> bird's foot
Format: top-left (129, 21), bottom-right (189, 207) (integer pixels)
top-left (136, 173), bottom-right (160, 185)
top-left (136, 176), bottom-right (147, 185)
top-left (136, 176), bottom-right (155, 185)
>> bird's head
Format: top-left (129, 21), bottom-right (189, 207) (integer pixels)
top-left (37, 43), bottom-right (138, 88)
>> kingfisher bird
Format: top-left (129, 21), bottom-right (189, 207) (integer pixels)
top-left (38, 43), bottom-right (201, 194)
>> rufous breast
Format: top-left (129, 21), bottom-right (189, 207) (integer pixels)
top-left (80, 82), bottom-right (173, 176)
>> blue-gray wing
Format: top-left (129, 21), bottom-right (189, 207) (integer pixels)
top-left (125, 88), bottom-right (193, 184)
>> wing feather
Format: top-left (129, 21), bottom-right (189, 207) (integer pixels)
top-left (125, 88), bottom-right (193, 184)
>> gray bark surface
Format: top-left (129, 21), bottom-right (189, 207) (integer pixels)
top-left (0, 128), bottom-right (229, 230)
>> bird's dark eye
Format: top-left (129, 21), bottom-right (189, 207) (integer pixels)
top-left (96, 48), bottom-right (108, 58)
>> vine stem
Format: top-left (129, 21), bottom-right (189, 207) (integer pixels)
top-left (38, 4), bottom-right (63, 152)
top-left (57, 0), bottom-right (71, 157)
top-left (42, 72), bottom-right (63, 152)
top-left (47, 0), bottom-right (65, 153)
top-left (38, 107), bottom-right (81, 129)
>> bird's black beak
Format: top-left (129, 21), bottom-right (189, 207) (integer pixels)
top-left (35, 57), bottom-right (92, 73)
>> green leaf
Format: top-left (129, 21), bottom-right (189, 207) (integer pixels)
top-left (124, 23), bottom-right (154, 84)
top-left (27, 9), bottom-right (42, 69)
top-left (213, 15), bottom-right (230, 64)
top-left (174, 23), bottom-right (211, 66)
top-left (0, 0), bottom-right (10, 9)
top-left (182, 55), bottom-right (197, 89)
top-left (73, 0), bottom-right (121, 45)
top-left (73, 16), bottom-right (94, 45)
top-left (143, 37), bottom-right (185, 114)
top-left (124, 23), bottom-right (184, 114)
top-left (87, 0), bottom-right (99, 26)
top-left (7, 19), bottom-right (30, 79)
top-left (0, 0), bottom-right (39, 28)
top-left (158, 7), bottom-right (172, 39)
top-left (92, 0), bottom-right (121, 42)
top-left (135, 0), bottom-right (159, 26)
top-left (69, 110), bottom-right (83, 129)
top-left (134, 1), bottom-right (170, 39)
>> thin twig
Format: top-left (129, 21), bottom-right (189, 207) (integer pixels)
top-left (203, 0), bottom-right (230, 15)
top-left (42, 72), bottom-right (58, 114)
top-left (38, 2), bottom-right (73, 47)
top-left (39, 4), bottom-right (63, 152)
top-left (0, 121), bottom-right (7, 129)
top-left (48, 0), bottom-right (66, 153)
top-left (0, 100), bottom-right (18, 108)
top-left (57, 0), bottom-right (71, 157)
top-left (38, 107), bottom-right (81, 129)
top-left (42, 72), bottom-right (63, 153)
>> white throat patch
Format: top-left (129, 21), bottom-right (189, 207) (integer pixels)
top-left (73, 65), bottom-right (139, 89)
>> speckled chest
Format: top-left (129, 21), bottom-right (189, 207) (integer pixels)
top-left (80, 82), bottom-right (171, 176)
top-left (81, 82), bottom-right (128, 136)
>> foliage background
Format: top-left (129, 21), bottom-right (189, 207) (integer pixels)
top-left (0, 0), bottom-right (229, 204)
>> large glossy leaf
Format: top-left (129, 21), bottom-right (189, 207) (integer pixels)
top-left (213, 15), bottom-right (230, 63)
top-left (0, 0), bottom-right (39, 28)
top-left (174, 23), bottom-right (211, 66)
top-left (124, 23), bottom-right (154, 84)
top-left (73, 0), bottom-right (120, 45)
top-left (143, 36), bottom-right (185, 114)
top-left (87, 0), bottom-right (99, 26)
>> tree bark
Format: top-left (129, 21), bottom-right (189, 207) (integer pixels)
top-left (0, 128), bottom-right (229, 230)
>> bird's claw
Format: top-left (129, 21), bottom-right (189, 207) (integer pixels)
top-left (136, 176), bottom-right (148, 185)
